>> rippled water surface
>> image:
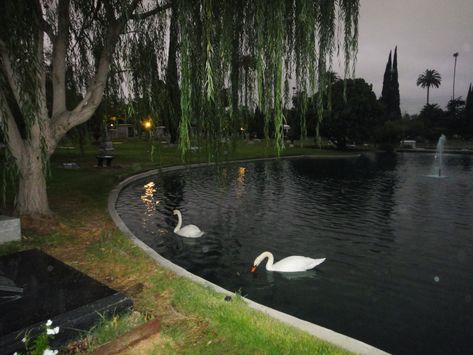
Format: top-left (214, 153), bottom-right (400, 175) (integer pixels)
top-left (116, 153), bottom-right (473, 354)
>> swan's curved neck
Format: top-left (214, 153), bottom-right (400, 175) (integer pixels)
top-left (174, 211), bottom-right (182, 232)
top-left (255, 252), bottom-right (274, 270)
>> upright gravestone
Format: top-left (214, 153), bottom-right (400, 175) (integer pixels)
top-left (0, 216), bottom-right (21, 244)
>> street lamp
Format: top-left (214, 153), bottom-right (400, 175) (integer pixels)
top-left (452, 52), bottom-right (459, 100)
top-left (142, 117), bottom-right (153, 140)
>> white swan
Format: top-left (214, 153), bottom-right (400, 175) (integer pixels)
top-left (250, 251), bottom-right (325, 273)
top-left (173, 209), bottom-right (204, 238)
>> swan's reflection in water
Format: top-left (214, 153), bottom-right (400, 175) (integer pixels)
top-left (276, 270), bottom-right (320, 281)
top-left (245, 268), bottom-right (322, 303)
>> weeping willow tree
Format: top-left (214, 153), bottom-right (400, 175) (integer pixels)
top-left (0, 0), bottom-right (358, 216)
top-left (0, 0), bottom-right (170, 215)
top-left (175, 0), bottom-right (359, 155)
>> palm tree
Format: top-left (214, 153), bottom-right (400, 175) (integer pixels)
top-left (417, 69), bottom-right (442, 105)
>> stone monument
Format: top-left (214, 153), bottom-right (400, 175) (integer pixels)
top-left (96, 128), bottom-right (115, 167)
top-left (0, 216), bottom-right (21, 244)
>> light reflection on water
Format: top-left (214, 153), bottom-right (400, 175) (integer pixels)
top-left (140, 181), bottom-right (158, 215)
top-left (116, 153), bottom-right (473, 354)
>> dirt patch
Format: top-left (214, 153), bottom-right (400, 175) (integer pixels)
top-left (124, 282), bottom-right (145, 297)
top-left (89, 318), bottom-right (160, 355)
top-left (21, 214), bottom-right (63, 236)
top-left (120, 333), bottom-right (171, 355)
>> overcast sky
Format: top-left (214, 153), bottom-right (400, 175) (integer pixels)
top-left (342, 0), bottom-right (473, 115)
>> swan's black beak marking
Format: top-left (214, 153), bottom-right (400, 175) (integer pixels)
top-left (250, 265), bottom-right (257, 273)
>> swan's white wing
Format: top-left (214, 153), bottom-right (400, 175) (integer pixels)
top-left (176, 224), bottom-right (204, 238)
top-left (271, 256), bottom-right (325, 272)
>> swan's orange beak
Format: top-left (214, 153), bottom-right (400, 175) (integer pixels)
top-left (250, 265), bottom-right (257, 273)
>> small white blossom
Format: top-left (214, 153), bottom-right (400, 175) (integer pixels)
top-left (46, 319), bottom-right (53, 327)
top-left (43, 349), bottom-right (58, 355)
top-left (21, 337), bottom-right (26, 343)
top-left (46, 326), bottom-right (60, 335)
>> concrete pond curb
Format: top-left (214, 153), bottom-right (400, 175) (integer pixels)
top-left (108, 155), bottom-right (390, 355)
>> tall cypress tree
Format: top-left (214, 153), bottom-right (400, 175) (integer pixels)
top-left (391, 46), bottom-right (401, 118)
top-left (380, 50), bottom-right (392, 110)
top-left (380, 47), bottom-right (401, 119)
top-left (465, 84), bottom-right (473, 113)
top-left (464, 83), bottom-right (473, 138)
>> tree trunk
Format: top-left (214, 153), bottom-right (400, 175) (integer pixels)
top-left (427, 86), bottom-right (430, 105)
top-left (16, 147), bottom-right (51, 216)
top-left (166, 2), bottom-right (180, 144)
top-left (1, 2), bottom-right (170, 217)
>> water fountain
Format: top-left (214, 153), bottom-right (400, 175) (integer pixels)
top-left (433, 134), bottom-right (446, 177)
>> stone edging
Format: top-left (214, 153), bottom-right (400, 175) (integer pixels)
top-left (108, 156), bottom-right (390, 355)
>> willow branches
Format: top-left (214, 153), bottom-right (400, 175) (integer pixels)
top-left (175, 0), bottom-right (359, 156)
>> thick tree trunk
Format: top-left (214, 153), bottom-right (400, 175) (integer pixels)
top-left (1, 2), bottom-right (169, 217)
top-left (16, 147), bottom-right (51, 216)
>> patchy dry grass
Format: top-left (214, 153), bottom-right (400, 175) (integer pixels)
top-left (0, 139), bottom-right (352, 354)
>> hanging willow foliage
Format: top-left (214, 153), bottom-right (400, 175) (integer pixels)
top-left (341, 0), bottom-right (360, 80)
top-left (177, 1), bottom-right (193, 159)
top-left (174, 0), bottom-right (359, 157)
top-left (1, 0), bottom-right (359, 176)
top-left (294, 0), bottom-right (316, 144)
top-left (0, 0), bottom-right (358, 215)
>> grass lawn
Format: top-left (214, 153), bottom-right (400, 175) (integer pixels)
top-left (0, 138), bottom-right (353, 354)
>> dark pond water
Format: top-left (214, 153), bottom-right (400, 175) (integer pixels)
top-left (116, 153), bottom-right (473, 354)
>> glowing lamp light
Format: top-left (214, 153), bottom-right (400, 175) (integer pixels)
top-left (144, 121), bottom-right (152, 129)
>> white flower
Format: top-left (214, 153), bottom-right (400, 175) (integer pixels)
top-left (46, 326), bottom-right (59, 335)
top-left (21, 337), bottom-right (26, 343)
top-left (43, 349), bottom-right (58, 355)
top-left (46, 319), bottom-right (53, 327)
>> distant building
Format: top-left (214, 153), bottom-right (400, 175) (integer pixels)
top-left (108, 124), bottom-right (135, 139)
top-left (400, 140), bottom-right (416, 149)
